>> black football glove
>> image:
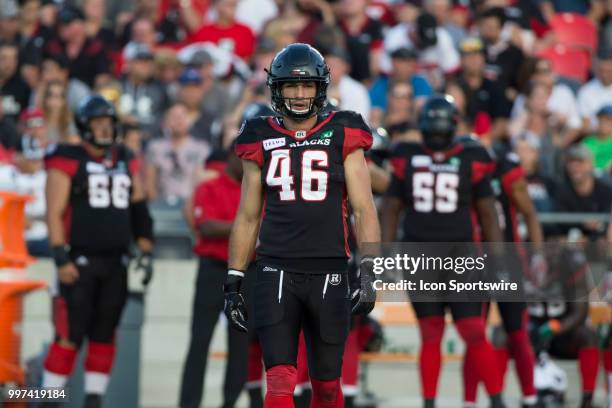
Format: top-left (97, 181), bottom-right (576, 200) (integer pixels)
top-left (135, 252), bottom-right (154, 286)
top-left (351, 257), bottom-right (377, 315)
top-left (224, 271), bottom-right (248, 333)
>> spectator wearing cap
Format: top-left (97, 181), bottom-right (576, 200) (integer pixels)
top-left (176, 68), bottom-right (220, 147)
top-left (382, 11), bottom-right (460, 89)
top-left (42, 5), bottom-right (112, 88)
top-left (577, 48), bottom-right (612, 132)
top-left (113, 17), bottom-right (159, 76)
top-left (0, 41), bottom-right (31, 125)
top-left (323, 47), bottom-right (371, 120)
top-left (13, 107), bottom-right (50, 256)
top-left (188, 0), bottom-right (256, 60)
top-left (83, 0), bottom-right (116, 48)
top-left (185, 49), bottom-right (234, 121)
top-left (337, 0), bottom-right (384, 82)
top-left (369, 46), bottom-right (432, 127)
top-left (118, 42), bottom-right (169, 137)
top-left (555, 144), bottom-right (612, 241)
top-left (476, 7), bottom-right (525, 100)
top-left (582, 105), bottom-right (612, 172)
top-left (456, 37), bottom-right (511, 139)
top-left (37, 54), bottom-right (90, 113)
top-left (145, 102), bottom-right (210, 204)
top-left (249, 38), bottom-right (277, 85)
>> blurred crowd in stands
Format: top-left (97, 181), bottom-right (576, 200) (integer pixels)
top-left (0, 0), bottom-right (611, 254)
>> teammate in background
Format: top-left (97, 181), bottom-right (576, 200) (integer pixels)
top-left (42, 96), bottom-right (154, 408)
top-left (459, 117), bottom-right (543, 407)
top-left (381, 95), bottom-right (506, 408)
top-left (528, 247), bottom-right (598, 408)
top-left (179, 144), bottom-right (256, 408)
top-left (224, 43), bottom-right (381, 408)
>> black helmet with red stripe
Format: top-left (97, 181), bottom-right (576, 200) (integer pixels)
top-left (76, 95), bottom-right (120, 148)
top-left (266, 43), bottom-right (330, 121)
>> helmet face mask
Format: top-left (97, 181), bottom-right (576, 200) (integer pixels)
top-left (88, 116), bottom-right (115, 148)
top-left (267, 43), bottom-right (330, 121)
top-left (418, 95), bottom-right (459, 151)
top-left (76, 95), bottom-right (120, 149)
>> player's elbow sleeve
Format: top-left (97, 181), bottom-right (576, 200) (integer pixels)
top-left (131, 199), bottom-right (154, 242)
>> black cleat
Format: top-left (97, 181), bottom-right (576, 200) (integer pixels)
top-left (83, 393), bottom-right (102, 408)
top-left (580, 392), bottom-right (600, 408)
top-left (424, 399), bottom-right (435, 408)
top-left (489, 393), bottom-right (506, 408)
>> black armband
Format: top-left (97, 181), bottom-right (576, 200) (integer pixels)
top-left (130, 200), bottom-right (154, 241)
top-left (51, 245), bottom-right (70, 268)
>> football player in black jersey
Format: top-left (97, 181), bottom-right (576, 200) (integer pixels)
top-left (459, 131), bottom-right (543, 407)
top-left (381, 95), bottom-right (506, 408)
top-left (223, 43), bottom-right (381, 408)
top-left (527, 247), bottom-right (599, 408)
top-left (42, 96), bottom-right (154, 408)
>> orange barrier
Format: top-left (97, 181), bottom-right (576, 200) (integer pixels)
top-left (0, 192), bottom-right (35, 268)
top-left (0, 279), bottom-right (46, 385)
top-left (0, 191), bottom-right (46, 407)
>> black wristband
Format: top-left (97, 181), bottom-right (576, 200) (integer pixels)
top-left (51, 245), bottom-right (70, 268)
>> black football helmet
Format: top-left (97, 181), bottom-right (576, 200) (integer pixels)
top-left (418, 94), bottom-right (459, 151)
top-left (76, 95), bottom-right (120, 148)
top-left (266, 43), bottom-right (330, 121)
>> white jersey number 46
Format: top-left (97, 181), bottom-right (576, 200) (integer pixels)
top-left (266, 149), bottom-right (328, 201)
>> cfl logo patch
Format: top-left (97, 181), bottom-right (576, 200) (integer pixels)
top-left (329, 274), bottom-right (341, 286)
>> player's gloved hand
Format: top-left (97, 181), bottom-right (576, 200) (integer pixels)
top-left (351, 257), bottom-right (377, 315)
top-left (52, 245), bottom-right (79, 284)
top-left (537, 319), bottom-right (561, 344)
top-left (224, 270), bottom-right (248, 333)
top-left (134, 252), bottom-right (154, 286)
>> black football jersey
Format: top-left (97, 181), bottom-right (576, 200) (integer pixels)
top-left (527, 249), bottom-right (589, 324)
top-left (45, 143), bottom-right (138, 253)
top-left (235, 111), bottom-right (372, 272)
top-left (387, 138), bottom-right (495, 242)
top-left (491, 150), bottom-right (526, 242)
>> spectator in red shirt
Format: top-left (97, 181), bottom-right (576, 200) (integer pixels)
top-left (179, 144), bottom-right (255, 408)
top-left (188, 0), bottom-right (256, 60)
